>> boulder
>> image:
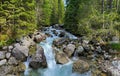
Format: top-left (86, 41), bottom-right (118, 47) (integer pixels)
top-left (64, 44), bottom-right (75, 57)
top-left (2, 46), bottom-right (8, 50)
top-left (0, 51), bottom-right (6, 59)
top-left (52, 30), bottom-right (58, 36)
top-left (16, 63), bottom-right (26, 73)
top-left (59, 31), bottom-right (66, 37)
top-left (95, 46), bottom-right (102, 53)
top-left (8, 57), bottom-right (18, 65)
top-left (72, 60), bottom-right (90, 73)
top-left (29, 45), bottom-right (47, 69)
top-left (0, 65), bottom-right (13, 76)
top-left (100, 60), bottom-right (120, 76)
top-left (29, 45), bottom-right (36, 56)
top-left (82, 44), bottom-right (90, 52)
top-left (111, 36), bottom-right (119, 43)
top-left (75, 46), bottom-right (84, 54)
top-left (34, 33), bottom-right (46, 43)
top-left (53, 38), bottom-right (67, 46)
top-left (6, 53), bottom-right (11, 59)
top-left (0, 59), bottom-right (7, 66)
top-left (21, 37), bottom-right (35, 47)
top-left (12, 45), bottom-right (29, 61)
top-left (0, 63), bottom-right (26, 76)
top-left (55, 51), bottom-right (69, 64)
top-left (104, 53), bottom-right (111, 60)
top-left (52, 24), bottom-right (62, 29)
top-left (8, 46), bottom-right (13, 52)
top-left (13, 43), bottom-right (20, 47)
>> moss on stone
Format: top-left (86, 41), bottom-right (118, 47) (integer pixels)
top-left (29, 45), bottom-right (36, 56)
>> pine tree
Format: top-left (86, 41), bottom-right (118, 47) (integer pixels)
top-left (50, 0), bottom-right (59, 25)
top-left (64, 0), bottom-right (92, 35)
top-left (58, 0), bottom-right (65, 24)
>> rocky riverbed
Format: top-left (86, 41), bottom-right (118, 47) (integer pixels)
top-left (0, 24), bottom-right (119, 76)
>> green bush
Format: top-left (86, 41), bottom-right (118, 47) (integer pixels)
top-left (77, 24), bottom-right (92, 36)
top-left (109, 43), bottom-right (120, 51)
top-left (114, 22), bottom-right (120, 32)
top-left (0, 40), bottom-right (6, 48)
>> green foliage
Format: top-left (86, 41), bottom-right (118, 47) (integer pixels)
top-left (0, 0), bottom-right (36, 46)
top-left (109, 43), bottom-right (120, 51)
top-left (64, 0), bottom-right (120, 37)
top-left (58, 0), bottom-right (65, 24)
top-left (64, 0), bottom-right (92, 35)
top-left (6, 38), bottom-right (15, 45)
top-left (0, 40), bottom-right (6, 48)
top-left (36, 0), bottom-right (65, 26)
top-left (42, 0), bottom-right (53, 26)
top-left (114, 22), bottom-right (120, 32)
top-left (77, 25), bottom-right (91, 36)
top-left (50, 0), bottom-right (59, 25)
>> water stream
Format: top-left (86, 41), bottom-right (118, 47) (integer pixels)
top-left (24, 26), bottom-right (91, 76)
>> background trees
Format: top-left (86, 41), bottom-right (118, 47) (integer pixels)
top-left (64, 0), bottom-right (93, 35)
top-left (36, 0), bottom-right (65, 26)
top-left (0, 0), bottom-right (120, 47)
top-left (0, 0), bottom-right (36, 46)
top-left (64, 0), bottom-right (120, 36)
top-left (0, 0), bottom-right (65, 47)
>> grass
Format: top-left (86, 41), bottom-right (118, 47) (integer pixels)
top-left (109, 43), bottom-right (120, 51)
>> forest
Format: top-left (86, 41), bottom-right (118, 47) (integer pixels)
top-left (0, 0), bottom-right (120, 47)
top-left (0, 0), bottom-right (120, 76)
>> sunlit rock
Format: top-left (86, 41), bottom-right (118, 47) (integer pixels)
top-left (72, 60), bottom-right (90, 73)
top-left (64, 44), bottom-right (75, 57)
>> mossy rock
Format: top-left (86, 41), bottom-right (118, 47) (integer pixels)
top-left (7, 63), bottom-right (25, 76)
top-left (10, 63), bottom-right (26, 74)
top-left (17, 63), bottom-right (26, 73)
top-left (29, 45), bottom-right (36, 56)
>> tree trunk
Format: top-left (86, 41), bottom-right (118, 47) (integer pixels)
top-left (35, 0), bottom-right (43, 27)
top-left (109, 0), bottom-right (113, 10)
top-left (102, 0), bottom-right (104, 13)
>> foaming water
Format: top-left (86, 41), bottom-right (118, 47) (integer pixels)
top-left (24, 56), bottom-right (31, 76)
top-left (24, 26), bottom-right (91, 76)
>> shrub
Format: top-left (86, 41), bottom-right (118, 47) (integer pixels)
top-left (109, 43), bottom-right (120, 51)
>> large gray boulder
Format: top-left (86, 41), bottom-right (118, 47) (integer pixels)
top-left (64, 44), bottom-right (75, 57)
top-left (0, 65), bottom-right (13, 76)
top-left (8, 57), bottom-right (18, 65)
top-left (12, 45), bottom-right (29, 61)
top-left (53, 38), bottom-right (67, 46)
top-left (75, 46), bottom-right (84, 54)
top-left (29, 45), bottom-right (47, 69)
top-left (72, 60), bottom-right (90, 73)
top-left (55, 51), bottom-right (69, 64)
top-left (34, 32), bottom-right (46, 43)
top-left (21, 37), bottom-right (35, 47)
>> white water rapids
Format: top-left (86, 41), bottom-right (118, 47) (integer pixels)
top-left (24, 26), bottom-right (91, 76)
